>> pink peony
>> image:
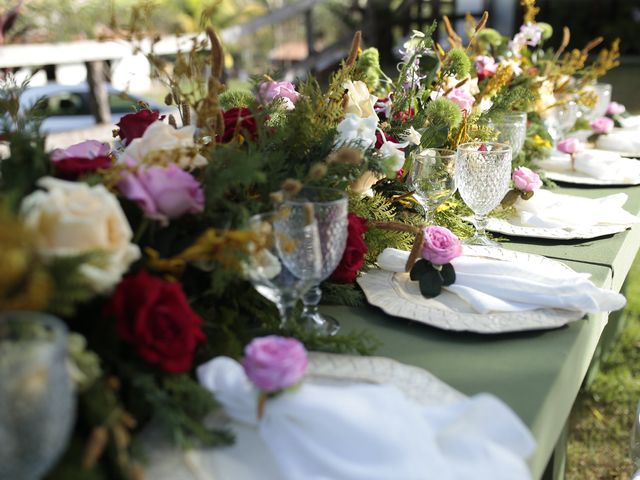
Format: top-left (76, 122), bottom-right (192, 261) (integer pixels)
top-left (118, 163), bottom-right (204, 226)
top-left (607, 101), bottom-right (626, 116)
top-left (475, 55), bottom-right (498, 81)
top-left (590, 117), bottom-right (614, 135)
top-left (242, 336), bottom-right (308, 393)
top-left (421, 226), bottom-right (462, 265)
top-left (446, 87), bottom-right (475, 114)
top-left (512, 166), bottom-right (542, 192)
top-left (258, 81), bottom-right (300, 110)
top-left (556, 137), bottom-right (584, 155)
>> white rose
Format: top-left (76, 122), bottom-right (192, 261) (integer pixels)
top-left (343, 80), bottom-right (377, 118)
top-left (21, 177), bottom-right (140, 294)
top-left (123, 122), bottom-right (207, 170)
top-left (335, 113), bottom-right (379, 149)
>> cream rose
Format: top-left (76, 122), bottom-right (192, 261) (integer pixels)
top-left (123, 122), bottom-right (207, 170)
top-left (535, 79), bottom-right (557, 117)
top-left (343, 80), bottom-right (377, 118)
top-left (21, 177), bottom-right (140, 294)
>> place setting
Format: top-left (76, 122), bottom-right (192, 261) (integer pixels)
top-left (358, 141), bottom-right (627, 334)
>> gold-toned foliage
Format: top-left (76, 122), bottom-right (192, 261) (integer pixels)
top-left (480, 63), bottom-right (513, 99)
top-left (442, 15), bottom-right (462, 49)
top-left (145, 228), bottom-right (259, 279)
top-left (577, 89), bottom-right (598, 108)
top-left (521, 0), bottom-right (540, 24)
top-left (0, 212), bottom-right (52, 311)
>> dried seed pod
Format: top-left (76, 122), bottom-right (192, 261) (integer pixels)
top-left (83, 426), bottom-right (109, 469)
top-left (346, 31), bottom-right (362, 66)
top-left (163, 92), bottom-right (173, 105)
top-left (281, 178), bottom-right (303, 196)
top-left (308, 163), bottom-right (328, 180)
top-left (168, 114), bottom-right (178, 128)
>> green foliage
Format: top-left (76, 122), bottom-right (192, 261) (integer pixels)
top-left (487, 83), bottom-right (538, 117)
top-left (46, 253), bottom-right (106, 318)
top-left (355, 47), bottom-right (383, 92)
top-left (537, 22), bottom-right (553, 40)
top-left (218, 89), bottom-right (255, 109)
top-left (476, 28), bottom-right (504, 47)
top-left (322, 282), bottom-right (365, 307)
top-left (131, 373), bottom-right (232, 448)
top-left (421, 98), bottom-right (462, 148)
top-left (442, 48), bottom-right (471, 79)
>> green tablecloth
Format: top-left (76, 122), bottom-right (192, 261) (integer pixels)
top-left (321, 182), bottom-right (640, 479)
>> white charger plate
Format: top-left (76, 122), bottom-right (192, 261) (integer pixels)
top-left (357, 246), bottom-right (584, 334)
top-left (484, 217), bottom-right (630, 240)
top-left (543, 169), bottom-right (640, 186)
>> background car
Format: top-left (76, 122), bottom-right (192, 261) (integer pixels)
top-left (18, 83), bottom-right (178, 134)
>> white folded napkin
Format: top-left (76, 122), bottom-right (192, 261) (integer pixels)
top-left (197, 356), bottom-right (536, 480)
top-left (536, 149), bottom-right (640, 182)
top-left (618, 115), bottom-right (640, 130)
top-left (377, 248), bottom-right (626, 314)
top-left (596, 130), bottom-right (640, 153)
top-left (511, 189), bottom-right (639, 229)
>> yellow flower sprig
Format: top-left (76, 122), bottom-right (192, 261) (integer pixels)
top-left (145, 228), bottom-right (259, 280)
top-left (521, 0), bottom-right (540, 24)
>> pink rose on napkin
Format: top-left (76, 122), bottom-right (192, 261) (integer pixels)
top-left (512, 166), bottom-right (542, 192)
top-left (446, 87), bottom-right (475, 114)
top-left (590, 117), bottom-right (614, 135)
top-left (118, 163), bottom-right (204, 226)
top-left (258, 81), bottom-right (300, 110)
top-left (556, 137), bottom-right (584, 155)
top-left (421, 226), bottom-right (462, 265)
top-left (242, 336), bottom-right (308, 393)
top-left (607, 101), bottom-right (626, 116)
top-left (51, 139), bottom-right (112, 180)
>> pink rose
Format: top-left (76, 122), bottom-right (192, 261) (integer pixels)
top-left (421, 226), bottom-right (462, 265)
top-left (607, 101), bottom-right (626, 116)
top-left (118, 163), bottom-right (204, 226)
top-left (556, 137), bottom-right (584, 155)
top-left (50, 140), bottom-right (112, 180)
top-left (475, 55), bottom-right (498, 81)
top-left (590, 117), bottom-right (614, 135)
top-left (512, 166), bottom-right (542, 192)
top-left (242, 336), bottom-right (308, 393)
top-left (446, 87), bottom-right (475, 114)
top-left (258, 81), bottom-right (300, 110)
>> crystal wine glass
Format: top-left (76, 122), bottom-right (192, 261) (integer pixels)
top-left (276, 187), bottom-right (348, 336)
top-left (579, 83), bottom-right (612, 121)
top-left (456, 142), bottom-right (512, 247)
top-left (246, 212), bottom-right (320, 330)
top-left (407, 148), bottom-right (456, 225)
top-left (0, 312), bottom-right (75, 480)
top-left (488, 112), bottom-right (527, 158)
top-left (547, 100), bottom-right (578, 144)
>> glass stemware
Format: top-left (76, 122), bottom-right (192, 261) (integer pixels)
top-left (456, 142), bottom-right (512, 247)
top-left (246, 212), bottom-right (320, 330)
top-left (276, 187), bottom-right (348, 336)
top-left (547, 100), bottom-right (578, 144)
top-left (407, 148), bottom-right (456, 225)
top-left (0, 312), bottom-right (75, 480)
top-left (579, 83), bottom-right (612, 121)
top-left (488, 112), bottom-right (527, 158)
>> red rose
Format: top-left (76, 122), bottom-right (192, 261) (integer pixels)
top-left (330, 214), bottom-right (368, 283)
top-left (116, 109), bottom-right (163, 145)
top-left (375, 130), bottom-right (398, 149)
top-left (105, 270), bottom-right (206, 373)
top-left (217, 107), bottom-right (258, 143)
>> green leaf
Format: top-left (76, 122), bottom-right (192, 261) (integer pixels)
top-left (418, 268), bottom-right (443, 298)
top-left (441, 263), bottom-right (456, 286)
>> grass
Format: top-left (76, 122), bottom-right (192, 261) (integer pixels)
top-left (567, 254), bottom-right (640, 479)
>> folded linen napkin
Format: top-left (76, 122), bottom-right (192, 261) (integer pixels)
top-left (510, 189), bottom-right (639, 229)
top-left (197, 356), bottom-right (536, 480)
top-left (377, 248), bottom-right (626, 314)
top-left (536, 149), bottom-right (640, 182)
top-left (618, 115), bottom-right (640, 130)
top-left (596, 130), bottom-right (640, 153)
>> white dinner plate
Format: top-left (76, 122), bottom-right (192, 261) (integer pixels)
top-left (357, 246), bottom-right (584, 334)
top-left (484, 217), bottom-right (629, 240)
